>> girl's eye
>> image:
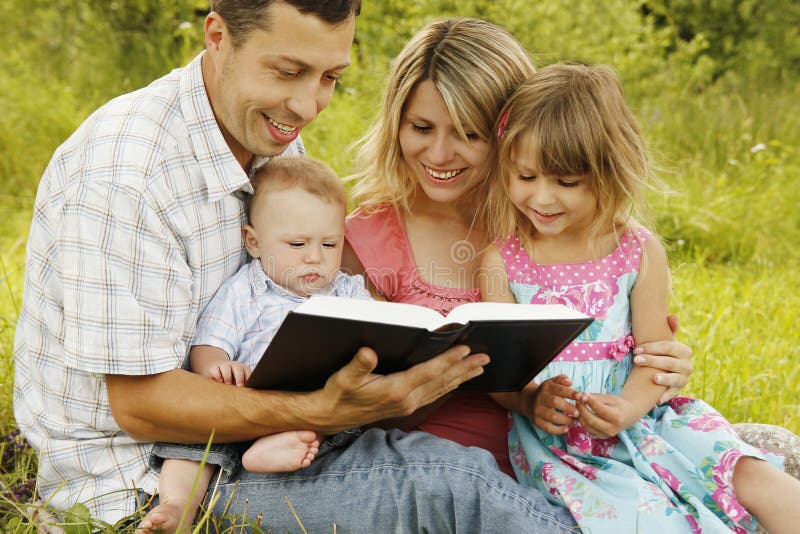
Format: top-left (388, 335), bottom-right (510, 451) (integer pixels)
top-left (518, 174), bottom-right (537, 182)
top-left (558, 179), bottom-right (580, 187)
top-left (465, 132), bottom-right (480, 141)
top-left (412, 124), bottom-right (431, 133)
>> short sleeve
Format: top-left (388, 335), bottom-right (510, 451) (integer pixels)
top-left (61, 181), bottom-right (193, 375)
top-left (333, 273), bottom-right (372, 301)
top-left (345, 208), bottom-right (407, 299)
top-left (191, 276), bottom-right (245, 361)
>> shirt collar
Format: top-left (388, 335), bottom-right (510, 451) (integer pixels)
top-left (179, 52), bottom-right (251, 202)
top-left (247, 260), bottom-right (340, 301)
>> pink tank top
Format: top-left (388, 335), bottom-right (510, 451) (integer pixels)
top-left (345, 207), bottom-right (514, 478)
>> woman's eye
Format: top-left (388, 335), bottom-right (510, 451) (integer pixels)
top-left (412, 124), bottom-right (431, 133)
top-left (558, 179), bottom-right (580, 187)
top-left (518, 174), bottom-right (537, 182)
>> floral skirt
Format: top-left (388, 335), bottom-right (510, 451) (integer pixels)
top-left (509, 397), bottom-right (785, 534)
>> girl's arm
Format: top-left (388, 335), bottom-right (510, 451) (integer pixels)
top-left (481, 245), bottom-right (579, 430)
top-left (577, 236), bottom-right (671, 436)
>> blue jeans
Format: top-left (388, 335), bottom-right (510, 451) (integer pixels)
top-left (154, 428), bottom-right (577, 533)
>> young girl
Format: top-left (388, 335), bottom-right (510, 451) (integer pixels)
top-left (481, 63), bottom-right (800, 533)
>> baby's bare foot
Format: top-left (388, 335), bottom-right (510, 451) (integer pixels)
top-left (137, 499), bottom-right (191, 534)
top-left (242, 430), bottom-right (320, 473)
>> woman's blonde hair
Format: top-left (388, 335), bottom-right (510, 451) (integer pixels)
top-left (488, 63), bottom-right (655, 246)
top-left (348, 17), bottom-right (533, 217)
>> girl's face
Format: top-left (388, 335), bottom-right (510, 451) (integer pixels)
top-left (398, 80), bottom-right (491, 205)
top-left (508, 137), bottom-right (598, 239)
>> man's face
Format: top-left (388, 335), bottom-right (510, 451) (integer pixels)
top-left (204, 3), bottom-right (355, 166)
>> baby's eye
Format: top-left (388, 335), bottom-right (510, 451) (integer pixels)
top-left (288, 242), bottom-right (305, 248)
top-left (322, 242), bottom-right (338, 249)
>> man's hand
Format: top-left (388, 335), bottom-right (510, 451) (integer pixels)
top-left (309, 345), bottom-right (489, 433)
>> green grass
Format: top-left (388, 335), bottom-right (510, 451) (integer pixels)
top-left (1, 1), bottom-right (799, 531)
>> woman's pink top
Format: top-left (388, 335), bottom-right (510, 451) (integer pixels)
top-left (345, 207), bottom-right (514, 478)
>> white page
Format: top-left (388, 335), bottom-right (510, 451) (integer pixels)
top-left (295, 295), bottom-right (448, 330)
top-left (446, 302), bottom-right (589, 325)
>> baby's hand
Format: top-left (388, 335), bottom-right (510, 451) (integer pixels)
top-left (205, 361), bottom-right (252, 386)
top-left (574, 393), bottom-right (638, 438)
top-left (529, 375), bottom-right (580, 435)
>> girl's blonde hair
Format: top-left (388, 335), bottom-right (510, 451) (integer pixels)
top-left (348, 18), bottom-right (533, 216)
top-left (488, 63), bottom-right (655, 246)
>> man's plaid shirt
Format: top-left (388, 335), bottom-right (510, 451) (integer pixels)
top-left (13, 52), bottom-right (304, 522)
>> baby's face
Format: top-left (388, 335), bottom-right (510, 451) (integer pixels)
top-left (247, 188), bottom-right (345, 297)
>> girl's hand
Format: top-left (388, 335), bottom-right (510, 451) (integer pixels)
top-left (574, 393), bottom-right (640, 438)
top-left (205, 361), bottom-right (252, 386)
top-left (528, 375), bottom-right (580, 435)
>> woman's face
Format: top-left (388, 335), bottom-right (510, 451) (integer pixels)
top-left (398, 80), bottom-right (491, 205)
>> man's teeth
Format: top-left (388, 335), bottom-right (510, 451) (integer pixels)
top-left (268, 117), bottom-right (296, 135)
top-left (426, 167), bottom-right (463, 180)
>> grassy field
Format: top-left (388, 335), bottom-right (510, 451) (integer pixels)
top-left (1, 0), bottom-right (798, 531)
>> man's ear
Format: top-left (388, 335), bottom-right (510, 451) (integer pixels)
top-left (242, 224), bottom-right (260, 257)
top-left (204, 12), bottom-right (226, 53)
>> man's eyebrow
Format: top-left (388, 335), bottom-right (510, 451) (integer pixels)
top-left (269, 55), bottom-right (351, 71)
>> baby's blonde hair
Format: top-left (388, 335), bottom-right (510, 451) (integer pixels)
top-left (488, 63), bottom-right (655, 245)
top-left (248, 156), bottom-right (345, 218)
top-left (348, 17), bottom-right (533, 217)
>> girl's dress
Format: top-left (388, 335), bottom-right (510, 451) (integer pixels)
top-left (499, 228), bottom-right (784, 533)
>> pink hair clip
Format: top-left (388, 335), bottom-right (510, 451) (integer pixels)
top-left (497, 107), bottom-right (510, 138)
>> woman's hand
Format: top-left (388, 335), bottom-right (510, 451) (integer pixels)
top-left (633, 315), bottom-right (693, 404)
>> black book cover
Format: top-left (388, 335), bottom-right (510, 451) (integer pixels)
top-left (246, 309), bottom-right (592, 393)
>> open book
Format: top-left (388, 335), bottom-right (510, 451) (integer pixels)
top-left (246, 296), bottom-right (593, 393)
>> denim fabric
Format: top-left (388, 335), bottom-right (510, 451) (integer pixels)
top-left (150, 441), bottom-right (247, 483)
top-left (202, 429), bottom-right (577, 533)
